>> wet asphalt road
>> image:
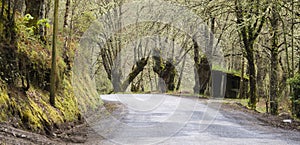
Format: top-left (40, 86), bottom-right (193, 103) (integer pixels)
top-left (87, 94), bottom-right (300, 145)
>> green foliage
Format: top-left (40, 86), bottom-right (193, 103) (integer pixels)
top-left (24, 14), bottom-right (34, 22)
top-left (96, 71), bottom-right (113, 94)
top-left (288, 73), bottom-right (300, 118)
top-left (288, 73), bottom-right (300, 89)
top-left (37, 18), bottom-right (50, 29)
top-left (19, 14), bottom-right (35, 36)
top-left (73, 11), bottom-right (96, 35)
top-left (17, 14), bottom-right (50, 38)
top-left (0, 79), bottom-right (9, 121)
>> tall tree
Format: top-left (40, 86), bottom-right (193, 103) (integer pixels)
top-left (193, 37), bottom-right (211, 94)
top-left (0, 0), bottom-right (18, 43)
top-left (234, 0), bottom-right (268, 109)
top-left (50, 0), bottom-right (59, 106)
top-left (268, 1), bottom-right (280, 115)
top-left (63, 0), bottom-right (72, 72)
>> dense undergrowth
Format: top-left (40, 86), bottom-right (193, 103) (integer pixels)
top-left (0, 12), bottom-right (102, 134)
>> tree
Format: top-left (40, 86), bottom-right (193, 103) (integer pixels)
top-left (234, 0), bottom-right (268, 109)
top-left (193, 37), bottom-right (211, 94)
top-left (0, 0), bottom-right (18, 44)
top-left (50, 0), bottom-right (59, 106)
top-left (268, 1), bottom-right (280, 115)
top-left (152, 47), bottom-right (176, 92)
top-left (63, 0), bottom-right (71, 72)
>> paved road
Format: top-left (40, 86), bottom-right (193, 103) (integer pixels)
top-left (87, 94), bottom-right (300, 145)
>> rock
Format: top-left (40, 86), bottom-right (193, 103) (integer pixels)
top-left (283, 119), bottom-right (292, 123)
top-left (279, 112), bottom-right (291, 119)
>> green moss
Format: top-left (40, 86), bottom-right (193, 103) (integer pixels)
top-left (22, 107), bottom-right (43, 130)
top-left (73, 73), bottom-right (103, 114)
top-left (256, 106), bottom-right (266, 113)
top-left (55, 96), bottom-right (78, 122)
top-left (5, 92), bottom-right (44, 131)
top-left (47, 104), bottom-right (63, 123)
top-left (0, 80), bottom-right (9, 121)
top-left (0, 86), bottom-right (9, 106)
top-left (0, 74), bottom-right (100, 132)
top-left (0, 78), bottom-right (80, 131)
top-left (0, 10), bottom-right (104, 133)
top-left (212, 65), bottom-right (249, 80)
top-left (54, 78), bottom-right (80, 122)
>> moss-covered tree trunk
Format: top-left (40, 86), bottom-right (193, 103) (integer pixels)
top-left (248, 54), bottom-right (257, 109)
top-left (0, 0), bottom-right (17, 44)
top-left (123, 57), bottom-right (149, 92)
top-left (153, 49), bottom-right (176, 92)
top-left (193, 57), bottom-right (211, 94)
top-left (269, 2), bottom-right (280, 115)
top-left (235, 0), bottom-right (267, 109)
top-left (193, 38), bottom-right (211, 94)
top-left (289, 74), bottom-right (300, 118)
top-left (293, 87), bottom-right (300, 118)
top-left (63, 0), bottom-right (71, 73)
top-left (111, 67), bottom-right (122, 92)
top-left (176, 55), bottom-right (186, 90)
top-left (239, 56), bottom-right (245, 99)
top-left (50, 0), bottom-right (59, 106)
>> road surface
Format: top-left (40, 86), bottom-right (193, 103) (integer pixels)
top-left (86, 94), bottom-right (300, 145)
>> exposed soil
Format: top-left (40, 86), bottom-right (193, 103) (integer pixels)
top-left (0, 100), bottom-right (126, 145)
top-left (219, 101), bottom-right (300, 132)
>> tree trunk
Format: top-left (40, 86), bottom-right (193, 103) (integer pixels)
top-left (239, 56), bottom-right (245, 99)
top-left (14, 0), bottom-right (24, 14)
top-left (111, 66), bottom-right (122, 92)
top-left (234, 0), bottom-right (266, 109)
top-left (153, 48), bottom-right (176, 92)
top-left (50, 0), bottom-right (59, 107)
top-left (122, 58), bottom-right (149, 91)
top-left (269, 2), bottom-right (279, 115)
top-left (193, 37), bottom-right (200, 94)
top-left (0, 0), bottom-right (17, 44)
top-left (63, 0), bottom-right (71, 72)
top-left (193, 38), bottom-right (211, 94)
top-left (247, 52), bottom-right (257, 109)
top-left (148, 64), bottom-right (153, 91)
top-left (270, 51), bottom-right (279, 115)
top-left (291, 0), bottom-right (295, 77)
top-left (176, 55), bottom-right (186, 91)
top-left (63, 0), bottom-right (70, 28)
top-left (0, 0), bottom-right (5, 20)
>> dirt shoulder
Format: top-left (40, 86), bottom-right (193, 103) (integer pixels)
top-left (218, 101), bottom-right (300, 132)
top-left (0, 100), bottom-right (126, 145)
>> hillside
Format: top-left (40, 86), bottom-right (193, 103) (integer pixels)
top-left (0, 2), bottom-right (102, 135)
